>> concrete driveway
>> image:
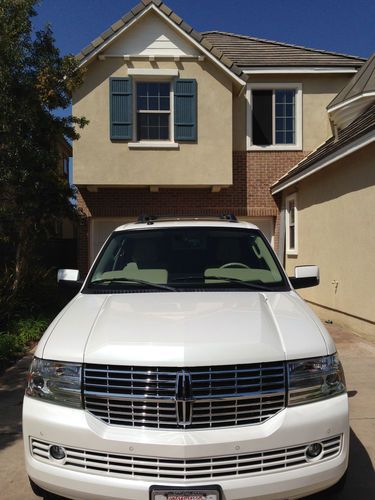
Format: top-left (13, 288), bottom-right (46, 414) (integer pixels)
top-left (0, 324), bottom-right (374, 499)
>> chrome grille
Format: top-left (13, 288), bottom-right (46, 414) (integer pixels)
top-left (83, 363), bottom-right (286, 429)
top-left (31, 435), bottom-right (342, 481)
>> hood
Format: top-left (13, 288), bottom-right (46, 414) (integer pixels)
top-left (42, 291), bottom-right (333, 365)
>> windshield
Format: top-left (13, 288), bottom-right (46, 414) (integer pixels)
top-left (85, 227), bottom-right (289, 292)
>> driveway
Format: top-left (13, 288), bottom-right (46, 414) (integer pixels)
top-left (0, 324), bottom-right (374, 499)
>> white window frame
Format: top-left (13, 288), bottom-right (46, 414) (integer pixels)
top-left (285, 192), bottom-right (298, 255)
top-left (129, 74), bottom-right (178, 149)
top-left (246, 82), bottom-right (303, 151)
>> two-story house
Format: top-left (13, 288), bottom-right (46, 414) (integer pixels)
top-left (73, 0), bottom-right (364, 276)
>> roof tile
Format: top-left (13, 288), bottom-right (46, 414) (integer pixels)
top-left (91, 37), bottom-right (104, 48)
top-left (202, 31), bottom-right (365, 68)
top-left (201, 38), bottom-right (213, 51)
top-left (159, 3), bottom-right (172, 15)
top-left (170, 12), bottom-right (183, 25)
top-left (211, 47), bottom-right (223, 59)
top-left (220, 54), bottom-right (234, 68)
top-left (81, 44), bottom-right (94, 56)
top-left (100, 28), bottom-right (114, 41)
top-left (180, 21), bottom-right (193, 34)
top-left (190, 29), bottom-right (203, 42)
top-left (111, 19), bottom-right (125, 32)
top-left (131, 3), bottom-right (145, 16)
top-left (121, 12), bottom-right (134, 23)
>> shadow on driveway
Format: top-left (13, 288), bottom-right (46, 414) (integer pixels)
top-left (0, 353), bottom-right (32, 452)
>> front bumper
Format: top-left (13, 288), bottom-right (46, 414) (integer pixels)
top-left (23, 394), bottom-right (349, 500)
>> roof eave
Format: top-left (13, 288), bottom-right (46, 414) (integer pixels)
top-left (271, 128), bottom-right (375, 194)
top-left (243, 66), bottom-right (358, 74)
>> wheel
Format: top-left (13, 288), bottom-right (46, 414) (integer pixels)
top-left (220, 262), bottom-right (249, 269)
top-left (29, 478), bottom-right (68, 499)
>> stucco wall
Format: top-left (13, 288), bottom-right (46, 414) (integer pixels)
top-left (284, 143), bottom-right (375, 336)
top-left (233, 74), bottom-right (352, 152)
top-left (73, 56), bottom-right (234, 187)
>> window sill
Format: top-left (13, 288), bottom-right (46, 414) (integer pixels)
top-left (286, 250), bottom-right (298, 256)
top-left (128, 142), bottom-right (180, 150)
top-left (247, 145), bottom-right (302, 152)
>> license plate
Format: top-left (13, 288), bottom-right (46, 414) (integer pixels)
top-left (150, 486), bottom-right (221, 500)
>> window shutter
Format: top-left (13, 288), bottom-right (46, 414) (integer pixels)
top-left (110, 77), bottom-right (132, 140)
top-left (174, 79), bottom-right (197, 141)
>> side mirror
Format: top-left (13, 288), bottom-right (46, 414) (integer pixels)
top-left (57, 269), bottom-right (83, 290)
top-left (289, 265), bottom-right (320, 289)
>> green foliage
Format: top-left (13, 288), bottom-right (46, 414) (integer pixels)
top-left (0, 317), bottom-right (49, 360)
top-left (0, 270), bottom-right (73, 361)
top-left (0, 0), bottom-right (88, 295)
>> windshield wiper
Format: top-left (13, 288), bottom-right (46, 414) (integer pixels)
top-left (206, 276), bottom-right (276, 291)
top-left (90, 278), bottom-right (176, 292)
top-left (171, 275), bottom-right (276, 291)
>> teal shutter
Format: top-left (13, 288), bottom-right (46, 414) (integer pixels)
top-left (174, 79), bottom-right (197, 141)
top-left (110, 77), bottom-right (132, 140)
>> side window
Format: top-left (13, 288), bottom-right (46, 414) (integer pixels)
top-left (286, 193), bottom-right (298, 255)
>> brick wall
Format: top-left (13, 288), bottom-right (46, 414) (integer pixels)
top-left (76, 150), bottom-right (308, 273)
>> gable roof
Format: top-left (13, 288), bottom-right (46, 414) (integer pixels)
top-left (272, 103), bottom-right (375, 194)
top-left (76, 0), bottom-right (245, 84)
top-left (328, 52), bottom-right (375, 110)
top-left (201, 31), bottom-right (365, 69)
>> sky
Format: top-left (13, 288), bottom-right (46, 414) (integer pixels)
top-left (34, 0), bottom-right (375, 59)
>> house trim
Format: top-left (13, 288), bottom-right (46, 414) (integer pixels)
top-left (243, 67), bottom-right (358, 75)
top-left (78, 4), bottom-right (246, 87)
top-left (246, 82), bottom-right (303, 151)
top-left (129, 142), bottom-right (179, 149)
top-left (327, 91), bottom-right (375, 112)
top-left (128, 68), bottom-right (179, 76)
top-left (271, 129), bottom-right (375, 194)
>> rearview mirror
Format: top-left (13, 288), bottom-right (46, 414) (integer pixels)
top-left (289, 265), bottom-right (320, 289)
top-left (57, 269), bottom-right (83, 290)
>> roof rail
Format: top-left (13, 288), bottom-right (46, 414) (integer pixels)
top-left (137, 214), bottom-right (238, 224)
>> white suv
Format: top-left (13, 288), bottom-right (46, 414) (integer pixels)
top-left (23, 216), bottom-right (348, 500)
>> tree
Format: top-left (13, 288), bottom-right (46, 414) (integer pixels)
top-left (0, 0), bottom-right (88, 295)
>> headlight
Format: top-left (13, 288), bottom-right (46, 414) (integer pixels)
top-left (26, 357), bottom-right (82, 408)
top-left (288, 354), bottom-right (346, 406)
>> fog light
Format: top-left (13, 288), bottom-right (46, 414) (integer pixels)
top-left (50, 445), bottom-right (66, 461)
top-left (305, 442), bottom-right (323, 460)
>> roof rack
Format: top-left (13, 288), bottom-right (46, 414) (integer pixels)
top-left (137, 214), bottom-right (238, 224)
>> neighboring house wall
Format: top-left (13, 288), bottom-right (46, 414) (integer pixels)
top-left (284, 143), bottom-right (375, 335)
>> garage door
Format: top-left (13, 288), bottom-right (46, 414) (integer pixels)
top-left (90, 216), bottom-right (275, 264)
top-left (90, 218), bottom-right (135, 263)
top-left (242, 217), bottom-right (274, 246)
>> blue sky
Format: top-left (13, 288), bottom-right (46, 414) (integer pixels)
top-left (35, 0), bottom-right (375, 59)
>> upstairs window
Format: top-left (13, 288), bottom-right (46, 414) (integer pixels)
top-left (110, 77), bottom-right (197, 145)
top-left (136, 82), bottom-right (171, 141)
top-left (247, 84), bottom-right (302, 150)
